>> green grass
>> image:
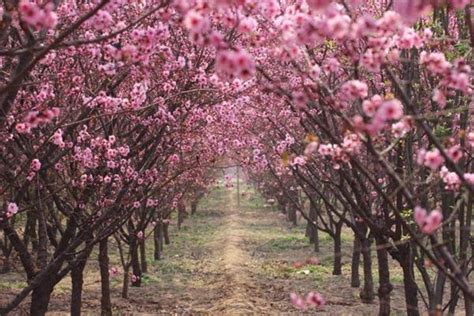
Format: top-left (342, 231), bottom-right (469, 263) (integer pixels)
top-left (267, 235), bottom-right (310, 251)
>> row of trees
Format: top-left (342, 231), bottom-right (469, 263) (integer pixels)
top-left (221, 1), bottom-right (473, 315)
top-left (0, 1), bottom-right (235, 314)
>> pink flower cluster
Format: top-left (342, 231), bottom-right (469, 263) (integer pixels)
top-left (4, 202), bottom-right (19, 219)
top-left (26, 159), bottom-right (41, 181)
top-left (318, 134), bottom-right (361, 169)
top-left (130, 274), bottom-right (140, 283)
top-left (18, 0), bottom-right (58, 30)
top-left (365, 98), bottom-right (405, 135)
top-left (417, 148), bottom-right (444, 170)
top-left (439, 167), bottom-right (465, 191)
top-left (290, 291), bottom-right (325, 310)
top-left (51, 129), bottom-right (65, 148)
top-left (414, 206), bottom-right (443, 234)
top-left (16, 107), bottom-right (60, 134)
top-left (216, 49), bottom-right (255, 80)
top-left (306, 0), bottom-right (332, 10)
top-left (340, 80), bottom-right (368, 101)
top-left (420, 52), bottom-right (471, 94)
top-left (90, 10), bottom-right (114, 31)
top-left (108, 266), bottom-right (119, 278)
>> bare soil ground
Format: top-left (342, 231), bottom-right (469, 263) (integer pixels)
top-left (0, 184), bottom-right (465, 315)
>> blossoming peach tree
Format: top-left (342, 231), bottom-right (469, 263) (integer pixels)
top-left (0, 0), bottom-right (473, 315)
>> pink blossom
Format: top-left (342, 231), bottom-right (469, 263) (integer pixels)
top-left (420, 51), bottom-right (451, 74)
top-left (5, 202), bottom-right (19, 218)
top-left (15, 123), bottom-right (30, 134)
top-left (422, 149), bottom-right (445, 170)
top-left (137, 231), bottom-right (144, 240)
top-left (447, 145), bottom-right (463, 163)
top-left (238, 17), bottom-right (257, 33)
top-left (306, 0), bottom-right (332, 10)
top-left (442, 171), bottom-right (461, 191)
top-left (375, 99), bottom-right (404, 121)
top-left (18, 0), bottom-right (57, 30)
top-left (391, 117), bottom-right (412, 138)
top-left (341, 80), bottom-right (368, 100)
top-left (290, 293), bottom-right (307, 310)
top-left (108, 266), bottom-right (119, 277)
top-left (362, 95), bottom-right (383, 117)
top-left (30, 159), bottom-right (41, 172)
top-left (414, 207), bottom-right (443, 234)
top-left (131, 274), bottom-right (140, 283)
top-left (393, 0), bottom-right (432, 24)
top-left (450, 0), bottom-right (470, 9)
top-left (183, 10), bottom-right (210, 34)
top-left (306, 292), bottom-right (325, 307)
top-left (304, 141), bottom-right (319, 157)
top-left (464, 173), bottom-right (474, 185)
top-left (291, 156), bottom-right (306, 167)
top-left (468, 132), bottom-right (474, 148)
top-left (216, 49), bottom-right (255, 80)
top-left (91, 10), bottom-right (114, 31)
top-left (432, 89), bottom-right (447, 108)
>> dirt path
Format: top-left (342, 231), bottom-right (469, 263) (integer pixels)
top-left (205, 190), bottom-right (271, 314)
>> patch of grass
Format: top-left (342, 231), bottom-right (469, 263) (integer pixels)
top-left (0, 279), bottom-right (27, 290)
top-left (267, 235), bottom-right (310, 251)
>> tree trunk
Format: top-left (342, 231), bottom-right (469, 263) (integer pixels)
top-left (308, 200), bottom-right (320, 252)
top-left (154, 223), bottom-right (162, 260)
top-left (71, 261), bottom-right (87, 316)
top-left (191, 200), bottom-right (198, 215)
top-left (332, 225), bottom-right (342, 275)
top-left (30, 280), bottom-right (55, 316)
top-left (178, 202), bottom-right (186, 229)
top-left (130, 237), bottom-right (141, 287)
top-left (122, 266), bottom-right (129, 299)
top-left (376, 237), bottom-right (392, 315)
top-left (351, 236), bottom-right (361, 288)
top-left (399, 244), bottom-right (419, 316)
top-left (140, 239), bottom-right (147, 273)
top-left (287, 205), bottom-right (297, 226)
top-left (163, 222), bottom-right (170, 245)
top-left (431, 270), bottom-right (445, 313)
top-left (360, 238), bottom-right (375, 303)
top-left (99, 238), bottom-right (112, 316)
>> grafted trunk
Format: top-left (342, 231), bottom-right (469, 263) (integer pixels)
top-left (360, 238), bottom-right (374, 303)
top-left (376, 237), bottom-right (392, 315)
top-left (351, 236), bottom-right (361, 288)
top-left (99, 238), bottom-right (112, 316)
